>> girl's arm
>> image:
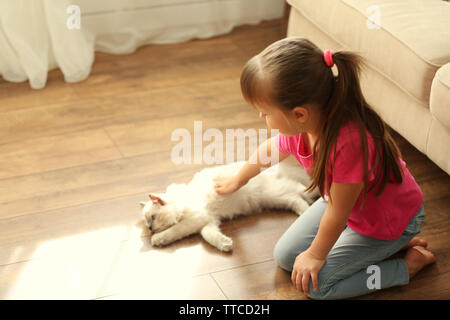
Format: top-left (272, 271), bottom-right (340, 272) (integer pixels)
top-left (308, 182), bottom-right (364, 260)
top-left (291, 181), bottom-right (364, 293)
top-left (214, 136), bottom-right (289, 194)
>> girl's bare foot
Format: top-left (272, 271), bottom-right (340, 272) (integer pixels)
top-left (403, 237), bottom-right (427, 250)
top-left (404, 246), bottom-right (436, 278)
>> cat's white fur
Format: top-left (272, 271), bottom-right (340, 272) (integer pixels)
top-left (141, 158), bottom-right (319, 252)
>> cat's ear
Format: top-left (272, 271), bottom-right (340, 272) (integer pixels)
top-left (149, 194), bottom-right (166, 205)
top-left (139, 201), bottom-right (147, 208)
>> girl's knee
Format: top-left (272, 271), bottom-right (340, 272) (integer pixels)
top-left (273, 237), bottom-right (311, 272)
top-left (273, 242), bottom-right (296, 272)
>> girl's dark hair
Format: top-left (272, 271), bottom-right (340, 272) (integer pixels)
top-left (240, 37), bottom-right (404, 207)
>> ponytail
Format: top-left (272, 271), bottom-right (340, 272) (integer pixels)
top-left (306, 50), bottom-right (404, 209)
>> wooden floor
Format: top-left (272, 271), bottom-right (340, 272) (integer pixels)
top-left (0, 18), bottom-right (449, 300)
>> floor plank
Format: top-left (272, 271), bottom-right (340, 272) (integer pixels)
top-left (98, 274), bottom-right (227, 300)
top-left (0, 129), bottom-right (122, 180)
top-left (0, 72), bottom-right (79, 113)
top-left (0, 150), bottom-right (202, 219)
top-left (211, 260), bottom-right (308, 300)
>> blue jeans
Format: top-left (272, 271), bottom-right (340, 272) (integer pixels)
top-left (273, 196), bottom-right (425, 300)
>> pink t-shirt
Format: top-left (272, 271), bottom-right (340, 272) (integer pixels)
top-left (276, 121), bottom-right (423, 240)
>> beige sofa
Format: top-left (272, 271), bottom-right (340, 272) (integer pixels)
top-left (286, 0), bottom-right (450, 174)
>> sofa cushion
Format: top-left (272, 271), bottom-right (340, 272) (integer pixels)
top-left (430, 63), bottom-right (450, 128)
top-left (427, 117), bottom-right (450, 174)
top-left (287, 0), bottom-right (450, 106)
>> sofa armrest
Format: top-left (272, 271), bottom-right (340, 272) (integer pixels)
top-left (430, 63), bottom-right (450, 128)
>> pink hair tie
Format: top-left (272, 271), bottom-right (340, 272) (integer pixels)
top-left (323, 49), bottom-right (334, 67)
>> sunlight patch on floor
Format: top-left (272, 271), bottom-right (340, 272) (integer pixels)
top-left (4, 224), bottom-right (201, 299)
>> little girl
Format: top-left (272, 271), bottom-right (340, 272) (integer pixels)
top-left (213, 37), bottom-right (435, 299)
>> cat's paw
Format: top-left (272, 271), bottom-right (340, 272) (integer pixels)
top-left (151, 233), bottom-right (169, 247)
top-left (218, 236), bottom-right (233, 252)
top-left (293, 199), bottom-right (310, 215)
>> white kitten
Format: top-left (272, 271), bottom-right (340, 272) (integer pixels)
top-left (141, 159), bottom-right (319, 252)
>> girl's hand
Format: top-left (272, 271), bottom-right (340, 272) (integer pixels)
top-left (213, 175), bottom-right (245, 195)
top-left (291, 249), bottom-right (326, 294)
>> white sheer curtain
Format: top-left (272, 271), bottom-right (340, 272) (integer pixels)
top-left (0, 0), bottom-right (94, 89)
top-left (0, 0), bottom-right (285, 89)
